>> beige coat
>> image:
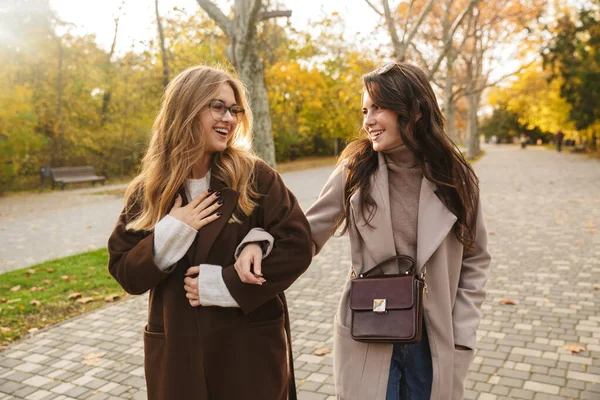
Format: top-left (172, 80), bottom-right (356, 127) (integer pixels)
top-left (305, 153), bottom-right (491, 400)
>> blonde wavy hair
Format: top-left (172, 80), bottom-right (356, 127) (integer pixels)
top-left (124, 65), bottom-right (259, 231)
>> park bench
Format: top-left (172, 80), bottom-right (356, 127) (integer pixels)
top-left (571, 141), bottom-right (587, 153)
top-left (49, 166), bottom-right (106, 190)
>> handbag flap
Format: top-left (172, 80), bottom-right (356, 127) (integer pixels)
top-left (349, 275), bottom-right (415, 311)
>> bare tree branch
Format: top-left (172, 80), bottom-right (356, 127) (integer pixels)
top-left (108, 0), bottom-right (125, 61)
top-left (403, 0), bottom-right (416, 43)
top-left (196, 0), bottom-right (231, 34)
top-left (404, 0), bottom-right (435, 47)
top-left (156, 0), bottom-right (170, 88)
top-left (259, 10), bottom-right (292, 20)
top-left (382, 0), bottom-right (403, 60)
top-left (364, 0), bottom-right (383, 16)
top-left (409, 42), bottom-right (428, 67)
top-left (427, 0), bottom-right (479, 79)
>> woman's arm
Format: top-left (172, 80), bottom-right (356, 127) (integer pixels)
top-left (305, 164), bottom-right (346, 255)
top-left (235, 164), bottom-right (347, 284)
top-left (452, 196), bottom-right (492, 350)
top-left (221, 162), bottom-right (313, 314)
top-left (108, 206), bottom-right (171, 295)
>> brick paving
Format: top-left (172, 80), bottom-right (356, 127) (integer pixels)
top-left (1, 144), bottom-right (599, 399)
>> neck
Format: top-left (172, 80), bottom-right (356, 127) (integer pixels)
top-left (383, 144), bottom-right (418, 168)
top-left (189, 153), bottom-right (212, 179)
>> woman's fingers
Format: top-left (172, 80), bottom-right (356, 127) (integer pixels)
top-left (196, 210), bottom-right (222, 230)
top-left (189, 189), bottom-right (213, 208)
top-left (185, 266), bottom-right (200, 276)
top-left (185, 292), bottom-right (199, 300)
top-left (184, 284), bottom-right (197, 295)
top-left (172, 194), bottom-right (182, 209)
top-left (234, 258), bottom-right (263, 285)
top-left (197, 198), bottom-right (223, 219)
top-left (189, 299), bottom-right (201, 307)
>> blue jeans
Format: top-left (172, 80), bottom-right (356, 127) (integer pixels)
top-left (385, 327), bottom-right (433, 400)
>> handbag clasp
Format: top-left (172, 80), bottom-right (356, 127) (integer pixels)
top-left (373, 299), bottom-right (387, 313)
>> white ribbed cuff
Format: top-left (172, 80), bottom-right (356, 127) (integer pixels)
top-left (153, 215), bottom-right (197, 271)
top-left (234, 228), bottom-right (274, 259)
top-left (198, 264), bottom-right (239, 308)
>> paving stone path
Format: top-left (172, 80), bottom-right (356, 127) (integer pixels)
top-left (1, 145), bottom-right (599, 399)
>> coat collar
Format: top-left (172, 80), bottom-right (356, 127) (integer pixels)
top-left (350, 152), bottom-right (457, 272)
top-left (179, 172), bottom-right (240, 265)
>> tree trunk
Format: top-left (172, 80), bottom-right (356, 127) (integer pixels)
top-left (155, 0), bottom-right (170, 88)
top-left (466, 90), bottom-right (479, 159)
top-left (54, 38), bottom-right (64, 166)
top-left (197, 0), bottom-right (278, 167)
top-left (444, 52), bottom-right (458, 143)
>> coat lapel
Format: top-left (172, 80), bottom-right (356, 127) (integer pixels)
top-left (350, 153), bottom-right (396, 267)
top-left (185, 173), bottom-right (240, 266)
top-left (416, 177), bottom-right (457, 271)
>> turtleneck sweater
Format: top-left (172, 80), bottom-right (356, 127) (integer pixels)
top-left (383, 144), bottom-right (423, 261)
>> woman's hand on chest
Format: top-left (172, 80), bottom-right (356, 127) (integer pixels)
top-left (169, 190), bottom-right (223, 230)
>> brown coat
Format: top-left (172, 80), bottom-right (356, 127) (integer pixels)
top-left (108, 160), bottom-right (312, 400)
top-left (306, 153), bottom-right (491, 400)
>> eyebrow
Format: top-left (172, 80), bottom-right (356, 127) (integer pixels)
top-left (211, 98), bottom-right (238, 106)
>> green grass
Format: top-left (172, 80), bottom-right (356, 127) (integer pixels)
top-left (0, 249), bottom-right (125, 347)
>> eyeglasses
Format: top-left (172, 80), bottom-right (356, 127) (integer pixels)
top-left (208, 99), bottom-right (245, 123)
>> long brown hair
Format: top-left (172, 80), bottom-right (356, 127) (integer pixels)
top-left (337, 62), bottom-right (480, 250)
top-left (124, 65), bottom-right (259, 231)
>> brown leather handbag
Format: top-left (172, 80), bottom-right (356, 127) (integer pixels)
top-left (349, 255), bottom-right (426, 344)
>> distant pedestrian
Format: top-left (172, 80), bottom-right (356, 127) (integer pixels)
top-left (555, 130), bottom-right (565, 152)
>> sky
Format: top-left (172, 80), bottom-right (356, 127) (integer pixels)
top-left (49, 0), bottom-right (384, 56)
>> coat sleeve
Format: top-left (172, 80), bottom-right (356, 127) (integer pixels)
top-left (305, 165), bottom-right (346, 256)
top-left (107, 202), bottom-right (172, 295)
top-left (452, 196), bottom-right (492, 349)
top-left (221, 162), bottom-right (313, 314)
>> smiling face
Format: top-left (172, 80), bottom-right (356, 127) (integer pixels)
top-left (362, 91), bottom-right (403, 152)
top-left (201, 83), bottom-right (239, 155)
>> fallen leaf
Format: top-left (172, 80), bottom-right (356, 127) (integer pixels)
top-left (6, 298), bottom-right (21, 304)
top-left (45, 268), bottom-right (55, 273)
top-left (0, 327), bottom-right (11, 333)
top-left (314, 348), bottom-right (332, 356)
top-left (30, 286), bottom-right (45, 292)
top-left (19, 305), bottom-right (25, 310)
top-left (26, 269), bottom-right (36, 274)
top-left (104, 294), bottom-right (120, 302)
top-left (28, 327), bottom-right (39, 334)
top-left (563, 344), bottom-right (585, 353)
top-left (30, 300), bottom-right (41, 307)
top-left (488, 232), bottom-right (497, 236)
top-left (83, 352), bottom-right (107, 360)
top-left (594, 285), bottom-right (600, 291)
top-left (499, 298), bottom-right (517, 305)
top-left (43, 280), bottom-right (52, 285)
top-left (10, 285), bottom-right (21, 292)
top-left (75, 297), bottom-right (97, 304)
top-left (68, 293), bottom-right (83, 300)
top-left (61, 275), bottom-right (70, 281)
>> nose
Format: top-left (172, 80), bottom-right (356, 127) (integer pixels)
top-left (221, 109), bottom-right (235, 123)
top-left (363, 110), bottom-right (375, 128)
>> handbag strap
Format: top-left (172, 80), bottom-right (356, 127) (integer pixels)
top-left (360, 255), bottom-right (415, 277)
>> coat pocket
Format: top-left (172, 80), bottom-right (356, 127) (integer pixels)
top-left (333, 314), bottom-right (369, 399)
top-left (143, 325), bottom-right (166, 399)
top-left (452, 348), bottom-right (474, 400)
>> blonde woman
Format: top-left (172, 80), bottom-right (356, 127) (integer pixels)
top-left (108, 65), bottom-right (312, 400)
